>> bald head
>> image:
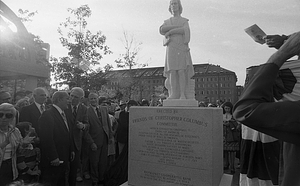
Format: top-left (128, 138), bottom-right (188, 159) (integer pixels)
top-left (70, 87), bottom-right (84, 106)
top-left (33, 87), bottom-right (47, 104)
top-left (70, 87), bottom-right (84, 98)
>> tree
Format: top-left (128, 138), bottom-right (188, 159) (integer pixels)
top-left (50, 5), bottom-right (111, 89)
top-left (17, 9), bottom-right (38, 23)
top-left (114, 30), bottom-right (148, 100)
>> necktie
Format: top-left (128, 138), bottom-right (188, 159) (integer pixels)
top-left (61, 112), bottom-right (69, 131)
top-left (40, 105), bottom-right (45, 113)
top-left (96, 107), bottom-right (102, 120)
top-left (73, 106), bottom-right (77, 119)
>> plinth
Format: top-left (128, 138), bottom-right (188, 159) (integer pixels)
top-left (128, 107), bottom-right (223, 186)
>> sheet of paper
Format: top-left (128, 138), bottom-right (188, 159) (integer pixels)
top-left (245, 24), bottom-right (266, 44)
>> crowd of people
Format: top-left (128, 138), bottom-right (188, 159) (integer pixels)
top-left (0, 87), bottom-right (162, 186)
top-left (0, 85), bottom-right (242, 186)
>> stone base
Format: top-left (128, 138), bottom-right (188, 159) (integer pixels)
top-left (163, 99), bottom-right (198, 107)
top-left (128, 107), bottom-right (223, 186)
top-left (121, 174), bottom-right (233, 186)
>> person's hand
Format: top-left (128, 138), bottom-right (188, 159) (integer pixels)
top-left (91, 143), bottom-right (97, 151)
top-left (277, 32), bottom-right (300, 59)
top-left (70, 151), bottom-right (75, 162)
top-left (76, 121), bottom-right (85, 130)
top-left (23, 135), bottom-right (35, 144)
top-left (27, 168), bottom-right (41, 176)
top-left (50, 158), bottom-right (60, 166)
top-left (223, 121), bottom-right (229, 126)
top-left (263, 35), bottom-right (286, 49)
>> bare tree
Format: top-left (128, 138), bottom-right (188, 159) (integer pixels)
top-left (114, 30), bottom-right (148, 100)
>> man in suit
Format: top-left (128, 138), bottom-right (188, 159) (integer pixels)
top-left (116, 100), bottom-right (138, 155)
top-left (86, 92), bottom-right (113, 186)
top-left (19, 87), bottom-right (47, 136)
top-left (65, 87), bottom-right (89, 186)
top-left (38, 91), bottom-right (74, 186)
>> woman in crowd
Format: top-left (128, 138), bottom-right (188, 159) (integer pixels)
top-left (105, 100), bottom-right (139, 186)
top-left (116, 100), bottom-right (138, 155)
top-left (222, 101), bottom-right (240, 174)
top-left (16, 122), bottom-right (41, 183)
top-left (15, 98), bottom-right (30, 112)
top-left (0, 103), bottom-right (33, 186)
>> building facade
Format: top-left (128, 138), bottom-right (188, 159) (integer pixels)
top-left (102, 63), bottom-right (240, 104)
top-left (0, 1), bottom-right (50, 97)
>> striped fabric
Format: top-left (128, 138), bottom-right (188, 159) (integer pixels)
top-left (0, 126), bottom-right (23, 180)
top-left (239, 60), bottom-right (300, 186)
top-left (239, 126), bottom-right (280, 186)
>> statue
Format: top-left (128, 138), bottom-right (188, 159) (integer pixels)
top-left (159, 0), bottom-right (195, 100)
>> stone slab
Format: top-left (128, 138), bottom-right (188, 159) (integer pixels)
top-left (128, 107), bottom-right (223, 186)
top-left (120, 174), bottom-right (232, 186)
top-left (163, 99), bottom-right (198, 107)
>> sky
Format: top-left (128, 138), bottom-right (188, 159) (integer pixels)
top-left (2, 0), bottom-right (300, 85)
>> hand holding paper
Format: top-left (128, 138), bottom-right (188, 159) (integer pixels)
top-left (245, 24), bottom-right (266, 44)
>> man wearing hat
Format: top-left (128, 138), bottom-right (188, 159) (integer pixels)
top-left (116, 100), bottom-right (138, 154)
top-left (114, 100), bottom-right (126, 120)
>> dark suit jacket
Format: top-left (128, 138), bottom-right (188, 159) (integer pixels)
top-left (86, 106), bottom-right (112, 147)
top-left (38, 105), bottom-right (73, 167)
top-left (116, 110), bottom-right (129, 144)
top-left (65, 103), bottom-right (89, 151)
top-left (19, 103), bottom-right (42, 135)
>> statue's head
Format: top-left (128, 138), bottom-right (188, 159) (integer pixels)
top-left (169, 0), bottom-right (183, 15)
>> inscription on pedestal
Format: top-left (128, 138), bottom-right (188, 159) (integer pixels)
top-left (129, 107), bottom-right (223, 186)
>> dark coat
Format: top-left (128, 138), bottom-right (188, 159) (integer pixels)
top-left (38, 105), bottom-right (73, 167)
top-left (116, 110), bottom-right (129, 144)
top-left (19, 103), bottom-right (42, 135)
top-left (65, 103), bottom-right (89, 151)
top-left (86, 106), bottom-right (112, 147)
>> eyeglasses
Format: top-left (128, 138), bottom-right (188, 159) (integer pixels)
top-left (0, 113), bottom-right (14, 119)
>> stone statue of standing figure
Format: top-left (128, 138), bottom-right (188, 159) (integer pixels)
top-left (160, 0), bottom-right (195, 100)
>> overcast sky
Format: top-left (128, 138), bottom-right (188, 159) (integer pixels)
top-left (2, 0), bottom-right (300, 85)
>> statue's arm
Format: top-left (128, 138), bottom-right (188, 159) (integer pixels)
top-left (159, 24), bottom-right (181, 35)
top-left (166, 27), bottom-right (185, 36)
top-left (183, 21), bottom-right (190, 44)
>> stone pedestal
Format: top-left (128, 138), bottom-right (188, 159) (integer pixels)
top-left (163, 99), bottom-right (198, 107)
top-left (128, 107), bottom-right (223, 186)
